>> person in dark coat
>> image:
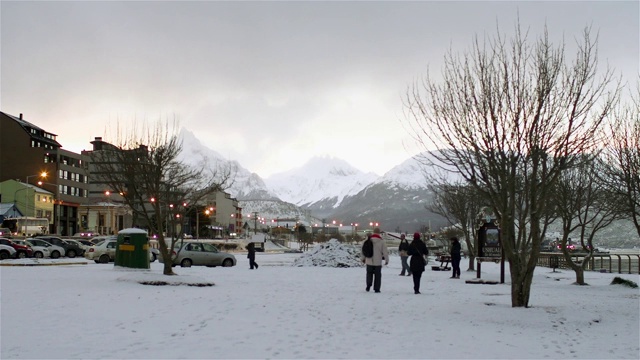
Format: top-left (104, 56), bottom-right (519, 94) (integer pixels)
top-left (408, 232), bottom-right (429, 294)
top-left (246, 242), bottom-right (259, 270)
top-left (450, 237), bottom-right (461, 279)
top-left (398, 233), bottom-right (411, 276)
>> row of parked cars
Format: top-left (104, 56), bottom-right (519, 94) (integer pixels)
top-left (84, 238), bottom-right (236, 268)
top-left (0, 236), bottom-right (89, 260)
top-left (0, 235), bottom-right (238, 269)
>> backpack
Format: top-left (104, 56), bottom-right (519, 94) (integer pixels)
top-left (362, 238), bottom-right (374, 258)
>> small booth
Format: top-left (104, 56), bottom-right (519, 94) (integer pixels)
top-left (114, 228), bottom-right (150, 269)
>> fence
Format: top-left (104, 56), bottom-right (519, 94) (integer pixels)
top-left (538, 252), bottom-right (640, 274)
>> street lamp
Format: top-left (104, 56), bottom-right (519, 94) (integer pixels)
top-left (14, 172), bottom-right (47, 217)
top-left (37, 181), bottom-right (59, 234)
top-left (26, 172), bottom-right (47, 185)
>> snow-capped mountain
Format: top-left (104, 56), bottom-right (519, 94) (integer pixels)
top-left (177, 128), bottom-right (278, 200)
top-left (265, 156), bottom-right (376, 207)
top-left (328, 156), bottom-right (448, 233)
top-left (177, 127), bottom-right (444, 231)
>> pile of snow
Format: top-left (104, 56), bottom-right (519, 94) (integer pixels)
top-left (293, 239), bottom-right (363, 267)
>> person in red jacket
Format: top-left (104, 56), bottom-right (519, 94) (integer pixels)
top-left (360, 228), bottom-right (389, 293)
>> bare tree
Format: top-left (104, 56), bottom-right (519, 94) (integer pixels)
top-left (551, 155), bottom-right (624, 285)
top-left (89, 119), bottom-right (234, 275)
top-left (600, 82), bottom-right (640, 238)
top-left (428, 182), bottom-right (485, 271)
top-left (404, 23), bottom-right (619, 307)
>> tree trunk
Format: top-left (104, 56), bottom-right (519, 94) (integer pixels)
top-left (575, 267), bottom-right (585, 285)
top-left (163, 261), bottom-right (174, 275)
top-left (509, 260), bottom-right (535, 307)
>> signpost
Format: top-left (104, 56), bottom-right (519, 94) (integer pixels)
top-left (475, 219), bottom-right (505, 284)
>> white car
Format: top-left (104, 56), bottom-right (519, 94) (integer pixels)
top-left (0, 244), bottom-right (16, 260)
top-left (14, 240), bottom-right (50, 259)
top-left (25, 238), bottom-right (66, 259)
top-left (85, 238), bottom-right (117, 263)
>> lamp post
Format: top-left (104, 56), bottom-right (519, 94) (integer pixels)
top-left (36, 180), bottom-right (59, 234)
top-left (14, 172), bottom-right (47, 217)
top-left (13, 186), bottom-right (32, 216)
top-left (26, 172), bottom-right (47, 185)
top-left (104, 191), bottom-right (111, 235)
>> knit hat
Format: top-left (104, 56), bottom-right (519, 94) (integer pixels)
top-left (413, 232), bottom-right (421, 240)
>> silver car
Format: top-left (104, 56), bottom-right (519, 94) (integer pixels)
top-left (14, 239), bottom-right (50, 258)
top-left (160, 241), bottom-right (236, 268)
top-left (85, 238), bottom-right (117, 263)
top-left (25, 238), bottom-right (65, 259)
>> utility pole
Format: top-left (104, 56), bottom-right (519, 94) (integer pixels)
top-left (252, 212), bottom-right (258, 235)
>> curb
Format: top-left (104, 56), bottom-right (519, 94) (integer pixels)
top-left (0, 261), bottom-right (88, 267)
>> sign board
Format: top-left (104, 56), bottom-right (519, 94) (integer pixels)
top-left (482, 228), bottom-right (501, 257)
top-left (251, 233), bottom-right (266, 243)
top-left (475, 220), bottom-right (505, 283)
top-left (478, 222), bottom-right (501, 259)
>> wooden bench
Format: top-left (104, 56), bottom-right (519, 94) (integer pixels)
top-left (432, 254), bottom-right (451, 271)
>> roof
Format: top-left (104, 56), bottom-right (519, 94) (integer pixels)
top-left (0, 111), bottom-right (62, 148)
top-left (23, 183), bottom-right (53, 195)
top-left (0, 203), bottom-right (24, 218)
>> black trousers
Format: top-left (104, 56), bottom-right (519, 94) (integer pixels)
top-left (452, 256), bottom-right (461, 277)
top-left (248, 255), bottom-right (258, 269)
top-left (412, 272), bottom-right (423, 293)
top-left (366, 265), bottom-right (382, 291)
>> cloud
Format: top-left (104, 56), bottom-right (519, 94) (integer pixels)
top-left (1, 1), bottom-right (637, 177)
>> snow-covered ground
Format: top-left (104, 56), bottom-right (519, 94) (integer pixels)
top-left (1, 240), bottom-right (638, 359)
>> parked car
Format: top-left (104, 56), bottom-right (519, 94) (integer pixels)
top-left (89, 235), bottom-right (116, 245)
top-left (0, 237), bottom-right (33, 258)
top-left (159, 241), bottom-right (236, 268)
top-left (0, 244), bottom-right (16, 260)
top-left (25, 238), bottom-right (65, 258)
top-left (35, 236), bottom-right (84, 258)
top-left (65, 239), bottom-right (90, 253)
top-left (85, 238), bottom-right (117, 263)
top-left (76, 239), bottom-right (95, 247)
top-left (72, 232), bottom-right (100, 239)
top-left (0, 227), bottom-right (14, 237)
top-left (13, 239), bottom-right (50, 258)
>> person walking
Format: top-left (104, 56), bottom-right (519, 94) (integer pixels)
top-left (246, 242), bottom-right (259, 270)
top-left (361, 228), bottom-right (389, 293)
top-left (450, 237), bottom-right (461, 279)
top-left (398, 233), bottom-right (411, 276)
top-left (408, 232), bottom-right (429, 294)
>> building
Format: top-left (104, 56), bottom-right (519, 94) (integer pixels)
top-left (0, 112), bottom-right (90, 235)
top-left (210, 190), bottom-right (242, 237)
top-left (0, 180), bottom-right (54, 219)
top-left (80, 137), bottom-right (141, 232)
top-left (79, 200), bottom-right (132, 236)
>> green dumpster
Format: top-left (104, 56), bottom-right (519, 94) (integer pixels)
top-left (114, 228), bottom-right (150, 269)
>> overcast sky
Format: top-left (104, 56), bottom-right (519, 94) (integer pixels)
top-left (2, 1), bottom-right (638, 178)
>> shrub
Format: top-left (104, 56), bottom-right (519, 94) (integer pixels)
top-left (610, 277), bottom-right (638, 288)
